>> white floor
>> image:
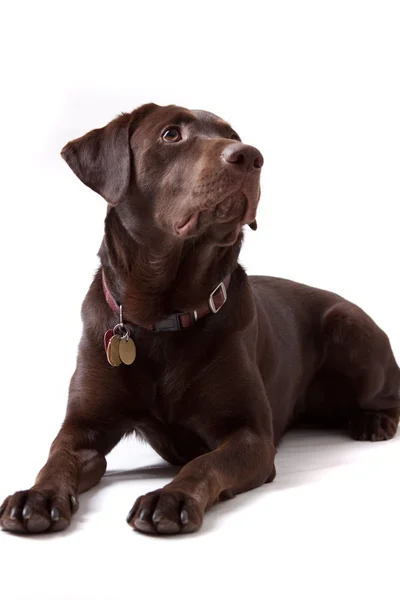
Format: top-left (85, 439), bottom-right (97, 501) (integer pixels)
top-left (0, 428), bottom-right (399, 600)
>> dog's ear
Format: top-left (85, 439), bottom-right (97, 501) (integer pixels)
top-left (61, 103), bottom-right (157, 205)
top-left (61, 113), bottom-right (131, 205)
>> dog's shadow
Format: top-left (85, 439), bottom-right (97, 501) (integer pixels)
top-left (46, 428), bottom-right (399, 539)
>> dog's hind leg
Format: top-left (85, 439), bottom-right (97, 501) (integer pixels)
top-left (321, 301), bottom-right (400, 441)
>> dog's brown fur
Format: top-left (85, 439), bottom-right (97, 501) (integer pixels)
top-left (1, 103), bottom-right (399, 535)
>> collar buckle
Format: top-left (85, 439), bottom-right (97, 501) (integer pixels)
top-left (208, 281), bottom-right (228, 314)
top-left (154, 313), bottom-right (183, 332)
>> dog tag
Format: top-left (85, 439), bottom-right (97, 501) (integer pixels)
top-left (119, 337), bottom-right (136, 365)
top-left (107, 335), bottom-right (122, 367)
top-left (104, 329), bottom-right (113, 352)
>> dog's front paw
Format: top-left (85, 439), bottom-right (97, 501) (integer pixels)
top-left (349, 410), bottom-right (399, 442)
top-left (126, 488), bottom-right (203, 535)
top-left (0, 488), bottom-right (78, 534)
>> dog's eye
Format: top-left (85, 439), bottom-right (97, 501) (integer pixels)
top-left (162, 128), bottom-right (182, 142)
top-left (230, 133), bottom-right (241, 141)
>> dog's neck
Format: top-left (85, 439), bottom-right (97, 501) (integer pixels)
top-left (98, 207), bottom-right (241, 328)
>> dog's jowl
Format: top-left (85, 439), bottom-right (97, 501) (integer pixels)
top-left (1, 104), bottom-right (399, 535)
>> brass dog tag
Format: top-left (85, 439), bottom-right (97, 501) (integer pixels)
top-left (104, 303), bottom-right (135, 367)
top-left (119, 337), bottom-right (136, 365)
top-left (107, 335), bottom-right (122, 367)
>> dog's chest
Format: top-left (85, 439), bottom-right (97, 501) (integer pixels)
top-left (135, 416), bottom-right (211, 465)
top-left (127, 350), bottom-right (214, 464)
top-left (134, 375), bottom-right (212, 464)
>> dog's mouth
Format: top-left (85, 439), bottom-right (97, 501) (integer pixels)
top-left (175, 213), bottom-right (200, 236)
top-left (174, 190), bottom-right (257, 239)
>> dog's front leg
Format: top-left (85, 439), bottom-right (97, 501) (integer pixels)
top-left (0, 414), bottom-right (127, 534)
top-left (128, 427), bottom-right (275, 535)
top-left (0, 340), bottom-right (129, 534)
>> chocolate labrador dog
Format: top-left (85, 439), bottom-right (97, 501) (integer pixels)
top-left (1, 103), bottom-right (399, 535)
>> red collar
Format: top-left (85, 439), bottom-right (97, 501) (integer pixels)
top-left (101, 270), bottom-right (231, 332)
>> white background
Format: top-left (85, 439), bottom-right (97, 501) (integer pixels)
top-left (0, 1), bottom-right (399, 599)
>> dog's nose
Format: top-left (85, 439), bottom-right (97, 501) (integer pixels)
top-left (222, 143), bottom-right (264, 171)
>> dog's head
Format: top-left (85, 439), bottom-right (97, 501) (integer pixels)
top-left (62, 103), bottom-right (263, 246)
